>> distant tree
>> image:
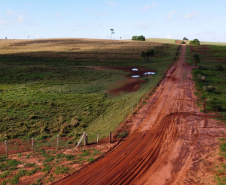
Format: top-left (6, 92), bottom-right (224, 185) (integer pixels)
top-left (110, 29), bottom-right (114, 40)
top-left (190, 39), bottom-right (200, 45)
top-left (132, 35), bottom-right (145, 41)
top-left (183, 37), bottom-right (188, 40)
top-left (193, 53), bottom-right (200, 67)
top-left (5, 37), bottom-right (7, 39)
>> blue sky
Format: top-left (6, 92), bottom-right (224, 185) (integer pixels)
top-left (1, 0), bottom-right (226, 42)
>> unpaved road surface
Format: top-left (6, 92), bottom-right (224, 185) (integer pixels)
top-left (55, 45), bottom-right (225, 185)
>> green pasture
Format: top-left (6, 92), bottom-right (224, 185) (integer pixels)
top-left (0, 40), bottom-right (178, 143)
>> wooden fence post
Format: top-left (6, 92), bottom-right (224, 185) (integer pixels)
top-left (109, 132), bottom-right (112, 143)
top-left (5, 140), bottom-right (7, 155)
top-left (84, 133), bottom-right (87, 146)
top-left (57, 135), bottom-right (59, 150)
top-left (32, 138), bottom-right (34, 152)
top-left (97, 134), bottom-right (99, 144)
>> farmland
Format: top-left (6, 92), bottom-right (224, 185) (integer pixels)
top-left (0, 39), bottom-right (178, 142)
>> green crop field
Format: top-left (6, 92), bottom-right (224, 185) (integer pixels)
top-left (0, 38), bottom-right (178, 142)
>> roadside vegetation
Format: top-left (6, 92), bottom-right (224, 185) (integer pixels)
top-left (0, 39), bottom-right (178, 143)
top-left (0, 146), bottom-right (104, 184)
top-left (186, 43), bottom-right (226, 185)
top-left (187, 44), bottom-right (226, 120)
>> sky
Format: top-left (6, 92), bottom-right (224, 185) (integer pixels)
top-left (1, 0), bottom-right (226, 42)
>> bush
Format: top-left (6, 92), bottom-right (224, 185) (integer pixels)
top-left (55, 165), bottom-right (69, 175)
top-left (117, 131), bottom-right (128, 138)
top-left (190, 39), bottom-right (200, 45)
top-left (207, 98), bottom-right (223, 111)
top-left (132, 35), bottom-right (145, 41)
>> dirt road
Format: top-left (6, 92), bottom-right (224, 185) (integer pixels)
top-left (55, 45), bottom-right (225, 185)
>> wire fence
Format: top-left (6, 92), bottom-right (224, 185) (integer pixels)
top-left (0, 45), bottom-right (181, 156)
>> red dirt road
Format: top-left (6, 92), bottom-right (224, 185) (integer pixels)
top-left (55, 45), bottom-right (226, 185)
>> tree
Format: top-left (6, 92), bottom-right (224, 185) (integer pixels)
top-left (190, 39), bottom-right (200, 45)
top-left (110, 29), bottom-right (114, 40)
top-left (132, 35), bottom-right (145, 41)
top-left (193, 54), bottom-right (200, 67)
top-left (183, 37), bottom-right (188, 40)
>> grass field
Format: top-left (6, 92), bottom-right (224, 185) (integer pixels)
top-left (187, 44), bottom-right (226, 120)
top-left (0, 38), bottom-right (178, 142)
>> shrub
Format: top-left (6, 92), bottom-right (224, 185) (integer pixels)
top-left (207, 98), bottom-right (223, 111)
top-left (55, 165), bottom-right (69, 175)
top-left (0, 171), bottom-right (10, 179)
top-left (87, 157), bottom-right (95, 162)
top-left (44, 156), bottom-right (54, 163)
top-left (6, 160), bottom-right (20, 168)
top-left (190, 39), bottom-right (200, 45)
top-left (117, 131), bottom-right (128, 138)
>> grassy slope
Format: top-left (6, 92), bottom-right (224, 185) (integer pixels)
top-left (0, 39), bottom-right (178, 142)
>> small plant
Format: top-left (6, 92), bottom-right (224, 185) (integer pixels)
top-left (87, 157), bottom-right (95, 162)
top-left (10, 175), bottom-right (19, 185)
top-left (55, 165), bottom-right (69, 175)
top-left (44, 156), bottom-right (54, 163)
top-left (6, 159), bottom-right (20, 168)
top-left (80, 149), bottom-right (90, 157)
top-left (24, 163), bottom-right (36, 168)
top-left (0, 171), bottom-right (11, 179)
top-left (117, 131), bottom-right (128, 138)
top-left (65, 154), bottom-right (76, 161)
top-left (92, 149), bottom-right (101, 156)
top-left (26, 154), bottom-right (31, 159)
top-left (56, 153), bottom-right (66, 159)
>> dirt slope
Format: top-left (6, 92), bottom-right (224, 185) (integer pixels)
top-left (55, 45), bottom-right (226, 185)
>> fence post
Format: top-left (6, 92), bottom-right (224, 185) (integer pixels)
top-left (57, 135), bottom-right (59, 150)
top-left (32, 138), bottom-right (34, 152)
top-left (97, 134), bottom-right (99, 144)
top-left (84, 133), bottom-right (87, 146)
top-left (5, 140), bottom-right (7, 155)
top-left (132, 107), bottom-right (133, 112)
top-left (109, 132), bottom-right (112, 143)
top-left (76, 132), bottom-right (85, 147)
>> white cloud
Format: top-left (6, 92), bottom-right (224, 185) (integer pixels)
top-left (0, 18), bottom-right (7, 25)
top-left (142, 2), bottom-right (157, 12)
top-left (167, 11), bottom-right (176, 20)
top-left (150, 2), bottom-right (157, 8)
top-left (17, 15), bottom-right (24, 23)
top-left (136, 22), bottom-right (149, 29)
top-left (108, 1), bottom-right (116, 7)
top-left (166, 35), bottom-right (172, 39)
top-left (6, 9), bottom-right (15, 16)
top-left (142, 4), bottom-right (150, 12)
top-left (185, 11), bottom-right (197, 20)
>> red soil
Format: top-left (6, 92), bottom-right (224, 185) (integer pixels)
top-left (54, 45), bottom-right (226, 185)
